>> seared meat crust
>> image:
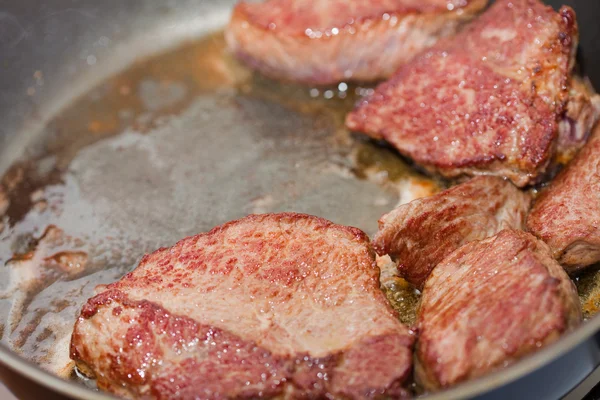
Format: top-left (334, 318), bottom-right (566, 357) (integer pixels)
top-left (528, 124), bottom-right (600, 271)
top-left (416, 230), bottom-right (582, 390)
top-left (71, 213), bottom-right (414, 399)
top-left (373, 176), bottom-right (531, 289)
top-left (557, 77), bottom-right (600, 162)
top-left (346, 0), bottom-right (578, 187)
top-left (226, 0), bottom-right (488, 85)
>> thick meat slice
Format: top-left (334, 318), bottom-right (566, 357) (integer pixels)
top-left (70, 213), bottom-right (414, 399)
top-left (416, 230), bottom-right (582, 391)
top-left (373, 176), bottom-right (530, 289)
top-left (528, 124), bottom-right (600, 271)
top-left (225, 0), bottom-right (489, 85)
top-left (346, 0), bottom-right (578, 187)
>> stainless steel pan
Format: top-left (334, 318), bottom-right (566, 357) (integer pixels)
top-left (1, 1), bottom-right (600, 398)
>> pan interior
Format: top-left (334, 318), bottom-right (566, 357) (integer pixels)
top-left (0, 15), bottom-right (600, 399)
top-left (0, 31), bottom-right (433, 381)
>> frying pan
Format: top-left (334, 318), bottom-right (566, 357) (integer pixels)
top-left (1, 0), bottom-right (600, 399)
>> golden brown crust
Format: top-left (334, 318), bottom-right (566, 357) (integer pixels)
top-left (346, 0), bottom-right (579, 187)
top-left (528, 124), bottom-right (600, 271)
top-left (71, 213), bottom-right (414, 399)
top-left (226, 0), bottom-right (488, 84)
top-left (233, 0), bottom-right (483, 36)
top-left (556, 77), bottom-right (600, 163)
